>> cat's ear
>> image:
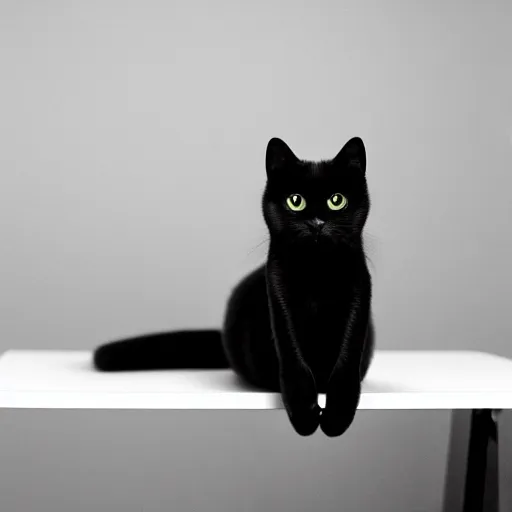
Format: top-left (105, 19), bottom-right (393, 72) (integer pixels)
top-left (334, 137), bottom-right (366, 174)
top-left (265, 138), bottom-right (298, 176)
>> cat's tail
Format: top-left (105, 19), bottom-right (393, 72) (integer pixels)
top-left (93, 330), bottom-right (229, 371)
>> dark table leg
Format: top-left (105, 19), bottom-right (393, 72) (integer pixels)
top-left (443, 409), bottom-right (500, 512)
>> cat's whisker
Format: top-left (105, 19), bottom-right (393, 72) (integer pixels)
top-left (247, 237), bottom-right (270, 256)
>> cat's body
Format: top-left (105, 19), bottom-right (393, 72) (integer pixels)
top-left (223, 260), bottom-right (374, 394)
top-left (94, 137), bottom-right (375, 437)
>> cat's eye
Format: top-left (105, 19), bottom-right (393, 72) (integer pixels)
top-left (327, 193), bottom-right (348, 211)
top-left (286, 194), bottom-right (306, 212)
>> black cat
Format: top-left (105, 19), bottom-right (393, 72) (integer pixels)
top-left (94, 137), bottom-right (375, 437)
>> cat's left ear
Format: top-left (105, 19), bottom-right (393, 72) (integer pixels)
top-left (265, 138), bottom-right (299, 176)
top-left (334, 137), bottom-right (366, 174)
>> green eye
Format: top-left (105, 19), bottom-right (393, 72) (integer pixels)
top-left (327, 193), bottom-right (348, 211)
top-left (286, 194), bottom-right (306, 212)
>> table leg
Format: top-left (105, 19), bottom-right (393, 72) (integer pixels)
top-left (443, 409), bottom-right (500, 512)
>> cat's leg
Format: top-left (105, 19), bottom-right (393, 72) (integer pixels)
top-left (266, 261), bottom-right (321, 437)
top-left (320, 285), bottom-right (371, 437)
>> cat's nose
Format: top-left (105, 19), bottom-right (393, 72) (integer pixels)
top-left (306, 218), bottom-right (325, 233)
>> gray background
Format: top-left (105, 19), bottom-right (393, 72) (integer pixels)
top-left (1, 0), bottom-right (511, 511)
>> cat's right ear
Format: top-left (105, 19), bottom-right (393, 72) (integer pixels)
top-left (265, 138), bottom-right (298, 176)
top-left (333, 137), bottom-right (366, 174)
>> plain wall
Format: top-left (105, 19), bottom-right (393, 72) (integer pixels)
top-left (1, 0), bottom-right (511, 511)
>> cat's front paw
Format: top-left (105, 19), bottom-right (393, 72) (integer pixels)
top-left (288, 402), bottom-right (322, 436)
top-left (280, 364), bottom-right (320, 436)
top-left (320, 377), bottom-right (361, 437)
top-left (320, 404), bottom-right (357, 437)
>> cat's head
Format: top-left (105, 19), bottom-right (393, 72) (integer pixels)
top-left (262, 137), bottom-right (369, 248)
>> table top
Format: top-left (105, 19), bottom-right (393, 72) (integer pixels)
top-left (1, 349), bottom-right (512, 410)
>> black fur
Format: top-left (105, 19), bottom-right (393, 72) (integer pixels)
top-left (94, 137), bottom-right (375, 437)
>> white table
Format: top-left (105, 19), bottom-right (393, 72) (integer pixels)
top-left (1, 349), bottom-right (511, 512)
